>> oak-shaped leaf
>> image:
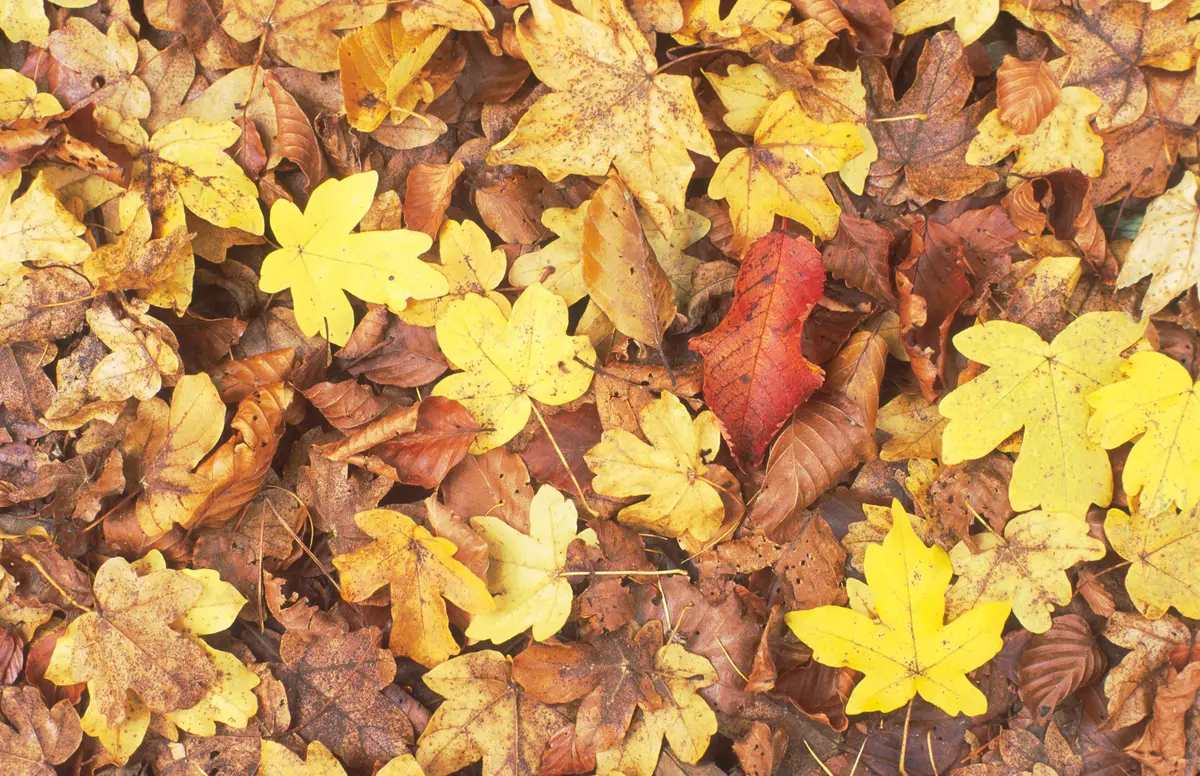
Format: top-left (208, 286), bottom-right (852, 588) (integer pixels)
top-left (333, 508), bottom-right (494, 667)
top-left (432, 284), bottom-right (596, 453)
top-left (586, 392), bottom-right (725, 542)
top-left (862, 31), bottom-right (996, 202)
top-left (0, 685), bottom-right (82, 773)
top-left (689, 232), bottom-right (825, 466)
top-left (417, 650), bottom-right (567, 776)
top-left (399, 218), bottom-right (509, 327)
top-left (277, 626), bottom-right (414, 768)
top-left (1105, 504), bottom-right (1200, 620)
top-left (940, 312), bottom-right (1144, 515)
top-left (258, 171), bottom-right (448, 346)
top-left (487, 0), bottom-right (718, 235)
top-left (787, 500), bottom-right (1010, 716)
top-left (1088, 351), bottom-right (1200, 514)
top-left (948, 511), bottom-right (1106, 633)
top-left (466, 484), bottom-right (593, 644)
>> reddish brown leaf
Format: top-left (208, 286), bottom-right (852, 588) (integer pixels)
top-left (265, 73), bottom-right (328, 193)
top-left (1124, 662), bottom-right (1200, 774)
top-left (404, 161), bottom-right (464, 238)
top-left (303, 379), bottom-right (396, 433)
top-left (1019, 615), bottom-right (1106, 724)
top-left (209, 348), bottom-right (295, 403)
top-left (690, 232), bottom-right (827, 466)
top-left (441, 446), bottom-right (534, 532)
top-left (337, 307), bottom-right (448, 387)
top-left (821, 214), bottom-right (896, 304)
top-left (520, 404), bottom-right (603, 497)
top-left (368, 397), bottom-right (479, 488)
top-left (997, 56), bottom-right (1062, 135)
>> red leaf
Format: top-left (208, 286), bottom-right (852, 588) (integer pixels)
top-left (689, 232), bottom-right (826, 466)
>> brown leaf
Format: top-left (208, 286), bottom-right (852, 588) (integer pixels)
top-left (352, 396), bottom-right (479, 488)
top-left (732, 721), bottom-right (785, 776)
top-left (209, 348), bottom-right (296, 403)
top-left (295, 452), bottom-right (392, 555)
top-left (1102, 612), bottom-right (1192, 730)
top-left (304, 379), bottom-right (396, 433)
top-left (520, 403), bottom-right (603, 497)
top-left (265, 73), bottom-right (327, 193)
top-left (278, 627), bottom-right (414, 769)
top-left (996, 57), bottom-right (1061, 134)
top-left (821, 215), bottom-right (896, 304)
top-left (0, 342), bottom-right (56, 423)
top-left (0, 269), bottom-right (90, 347)
top-left (404, 161), bottom-right (464, 238)
top-left (773, 515), bottom-right (847, 610)
top-left (441, 446), bottom-right (534, 532)
top-left (0, 628), bottom-right (23, 687)
top-left (1124, 662), bottom-right (1200, 774)
top-left (337, 308), bottom-right (448, 387)
top-left (0, 685), bottom-right (82, 771)
top-left (473, 169), bottom-right (563, 244)
top-left (1019, 614), bottom-right (1106, 724)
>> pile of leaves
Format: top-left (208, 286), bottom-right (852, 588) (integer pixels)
top-left (3, 0), bottom-right (1200, 774)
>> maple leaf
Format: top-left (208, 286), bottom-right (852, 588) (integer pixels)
top-left (1087, 351), bottom-right (1200, 514)
top-left (0, 172), bottom-right (89, 291)
top-left (891, 0), bottom-right (997, 45)
top-left (709, 91), bottom-right (863, 248)
top-left (877, 393), bottom-right (946, 462)
top-left (221, 0), bottom-right (388, 73)
top-left (1116, 171), bottom-right (1200, 317)
top-left (487, 0), bottom-right (718, 235)
top-left (939, 312), bottom-right (1145, 515)
top-left (862, 31), bottom-right (997, 202)
top-left (465, 484), bottom-right (593, 644)
top-left (967, 86), bottom-right (1104, 180)
top-left (277, 627), bottom-right (413, 768)
top-left (260, 740), bottom-right (348, 776)
top-left (83, 295), bottom-right (181, 404)
top-left (84, 204), bottom-right (192, 313)
top-left (1006, 0), bottom-right (1200, 130)
top-left (787, 500), bottom-right (1010, 716)
top-left (947, 511), bottom-right (1106, 634)
top-left (49, 18), bottom-right (150, 120)
top-left (398, 218), bottom-right (508, 327)
top-left (585, 392), bottom-right (725, 542)
top-left (332, 508), bottom-right (493, 667)
top-left (258, 171), bottom-right (448, 346)
top-left (689, 232), bottom-right (826, 465)
top-left (674, 0), bottom-right (792, 52)
top-left (0, 685), bottom-right (82, 773)
top-left (0, 0), bottom-right (93, 46)
top-left (338, 15), bottom-right (450, 132)
top-left (1105, 505), bottom-right (1200, 620)
top-left (122, 373), bottom-right (225, 537)
top-left (593, 640), bottom-right (719, 776)
top-left (0, 70), bottom-right (62, 121)
top-left (417, 650), bottom-right (566, 776)
top-left (432, 284), bottom-right (596, 454)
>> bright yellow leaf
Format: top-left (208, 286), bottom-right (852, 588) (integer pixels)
top-left (432, 284), bottom-right (596, 453)
top-left (400, 219), bottom-right (509, 327)
top-left (787, 500), bottom-right (1011, 716)
top-left (1106, 505), bottom-right (1200, 619)
top-left (260, 740), bottom-right (347, 776)
top-left (378, 753), bottom-right (426, 776)
top-left (940, 312), bottom-right (1145, 515)
top-left (338, 16), bottom-right (449, 132)
top-left (258, 171), bottom-right (448, 346)
top-left (401, 0), bottom-right (495, 31)
top-left (1117, 171), bottom-right (1200, 316)
top-left (893, 0), bottom-right (999, 45)
top-left (709, 90), bottom-right (863, 251)
top-left (487, 0), bottom-right (717, 236)
top-left (585, 392), bottom-right (725, 542)
top-left (0, 69), bottom-right (62, 121)
top-left (674, 0), bottom-right (792, 51)
top-left (595, 642), bottom-right (719, 776)
top-left (0, 172), bottom-right (90, 290)
top-left (465, 485), bottom-right (592, 644)
top-left (164, 644), bottom-right (260, 736)
top-left (966, 86), bottom-right (1104, 180)
top-left (948, 511), bottom-right (1106, 633)
top-left (333, 509), bottom-right (494, 667)
top-left (1087, 351), bottom-right (1200, 514)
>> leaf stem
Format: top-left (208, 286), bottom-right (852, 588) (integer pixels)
top-left (560, 569), bottom-right (686, 577)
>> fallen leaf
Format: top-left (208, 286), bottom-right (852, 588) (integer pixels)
top-left (877, 393), bottom-right (946, 462)
top-left (1105, 504), bottom-right (1200, 620)
top-left (259, 740), bottom-right (346, 776)
top-left (967, 86), bottom-right (1105, 180)
top-left (1102, 612), bottom-right (1191, 729)
top-left (338, 16), bottom-right (450, 132)
top-left (221, 0), bottom-right (387, 73)
top-left (399, 218), bottom-right (508, 327)
top-left (787, 500), bottom-right (1011, 716)
top-left (892, 0), bottom-right (999, 44)
top-left (1018, 614), bottom-right (1105, 724)
top-left (1116, 171), bottom-right (1200, 317)
top-left (0, 171), bottom-right (89, 290)
top-left (996, 56), bottom-right (1061, 135)
top-left (0, 685), bottom-right (82, 772)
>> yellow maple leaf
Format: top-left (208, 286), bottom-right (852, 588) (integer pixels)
top-left (0, 69), bottom-right (62, 121)
top-left (787, 500), bottom-right (1011, 716)
top-left (83, 295), bottom-right (182, 403)
top-left (258, 171), bottom-right (448, 346)
top-left (261, 740), bottom-right (348, 776)
top-left (966, 86), bottom-right (1104, 180)
top-left (84, 201), bottom-right (192, 314)
top-left (222, 0), bottom-right (388, 73)
top-left (674, 0), bottom-right (792, 51)
top-left (893, 0), bottom-right (999, 45)
top-left (0, 0), bottom-right (94, 46)
top-left (1106, 505), bottom-right (1200, 619)
top-left (433, 284), bottom-right (596, 453)
top-left (709, 90), bottom-right (864, 251)
top-left (333, 508), bottom-right (494, 667)
top-left (399, 219), bottom-right (509, 327)
top-left (594, 642), bottom-right (719, 776)
top-left (940, 312), bottom-right (1145, 515)
top-left (1117, 171), bottom-right (1200, 316)
top-left (417, 650), bottom-right (566, 776)
top-left (122, 373), bottom-right (226, 537)
top-left (465, 485), bottom-right (593, 644)
top-left (1087, 351), bottom-right (1200, 514)
top-left (0, 171), bottom-right (90, 290)
top-left (877, 393), bottom-right (947, 462)
top-left (487, 0), bottom-right (717, 236)
top-left (948, 511), bottom-right (1106, 633)
top-left (338, 16), bottom-right (449, 132)
top-left (400, 0), bottom-right (494, 31)
top-left (585, 392), bottom-right (725, 542)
